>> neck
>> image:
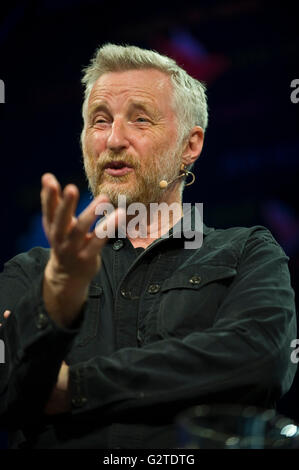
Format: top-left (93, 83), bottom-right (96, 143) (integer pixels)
top-left (127, 186), bottom-right (183, 249)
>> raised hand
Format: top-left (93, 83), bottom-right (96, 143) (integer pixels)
top-left (41, 173), bottom-right (125, 328)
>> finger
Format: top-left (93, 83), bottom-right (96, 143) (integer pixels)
top-left (3, 310), bottom-right (11, 319)
top-left (0, 309), bottom-right (11, 327)
top-left (67, 194), bottom-right (111, 248)
top-left (82, 207), bottom-right (127, 256)
top-left (41, 174), bottom-right (62, 221)
top-left (51, 184), bottom-right (79, 243)
top-left (41, 173), bottom-right (62, 231)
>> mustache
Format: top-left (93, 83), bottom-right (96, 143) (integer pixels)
top-left (96, 151), bottom-right (141, 172)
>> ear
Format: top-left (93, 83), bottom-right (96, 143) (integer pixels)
top-left (181, 126), bottom-right (204, 166)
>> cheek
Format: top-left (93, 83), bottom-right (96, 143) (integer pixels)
top-left (84, 130), bottom-right (106, 157)
top-left (149, 138), bottom-right (173, 161)
top-left (138, 132), bottom-right (169, 157)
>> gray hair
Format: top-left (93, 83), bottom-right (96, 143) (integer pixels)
top-left (81, 43), bottom-right (208, 149)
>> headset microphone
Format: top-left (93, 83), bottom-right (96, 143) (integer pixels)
top-left (159, 173), bottom-right (184, 189)
top-left (159, 164), bottom-right (195, 189)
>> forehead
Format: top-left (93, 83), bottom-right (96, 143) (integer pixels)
top-left (88, 68), bottom-right (174, 112)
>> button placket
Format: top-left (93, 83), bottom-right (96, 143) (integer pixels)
top-left (76, 283), bottom-right (103, 347)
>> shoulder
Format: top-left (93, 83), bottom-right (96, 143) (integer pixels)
top-left (3, 247), bottom-right (50, 279)
top-left (202, 224), bottom-right (287, 263)
top-left (204, 224), bottom-right (283, 249)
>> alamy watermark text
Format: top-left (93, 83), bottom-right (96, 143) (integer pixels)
top-left (290, 79), bottom-right (299, 104)
top-left (94, 197), bottom-right (203, 249)
top-left (0, 340), bottom-right (5, 363)
top-left (0, 79), bottom-right (4, 103)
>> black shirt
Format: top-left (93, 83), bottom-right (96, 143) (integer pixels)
top-left (0, 214), bottom-right (297, 448)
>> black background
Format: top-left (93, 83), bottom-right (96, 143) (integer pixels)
top-left (0, 0), bottom-right (298, 446)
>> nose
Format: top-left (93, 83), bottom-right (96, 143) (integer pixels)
top-left (107, 117), bottom-right (130, 153)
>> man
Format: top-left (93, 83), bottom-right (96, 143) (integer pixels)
top-left (0, 43), bottom-right (297, 449)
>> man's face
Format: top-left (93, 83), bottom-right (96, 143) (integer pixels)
top-left (82, 68), bottom-right (183, 206)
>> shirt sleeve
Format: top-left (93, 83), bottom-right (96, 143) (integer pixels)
top-left (0, 248), bottom-right (79, 429)
top-left (68, 228), bottom-right (297, 422)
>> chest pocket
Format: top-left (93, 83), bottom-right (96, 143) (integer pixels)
top-left (156, 264), bottom-right (237, 339)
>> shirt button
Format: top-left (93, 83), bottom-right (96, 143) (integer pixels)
top-left (113, 239), bottom-right (124, 251)
top-left (120, 288), bottom-right (131, 298)
top-left (189, 275), bottom-right (201, 285)
top-left (71, 397), bottom-right (87, 408)
top-left (147, 284), bottom-right (161, 294)
top-left (35, 312), bottom-right (49, 329)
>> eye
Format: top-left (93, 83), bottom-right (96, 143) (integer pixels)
top-left (93, 116), bottom-right (110, 128)
top-left (135, 117), bottom-right (150, 123)
top-left (95, 118), bottom-right (107, 123)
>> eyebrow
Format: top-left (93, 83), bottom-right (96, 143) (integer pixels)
top-left (88, 100), bottom-right (158, 119)
top-left (127, 100), bottom-right (156, 116)
top-left (88, 101), bottom-right (111, 118)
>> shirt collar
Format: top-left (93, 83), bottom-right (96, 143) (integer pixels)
top-left (168, 203), bottom-right (213, 239)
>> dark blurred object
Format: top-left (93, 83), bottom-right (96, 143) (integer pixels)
top-left (176, 404), bottom-right (299, 449)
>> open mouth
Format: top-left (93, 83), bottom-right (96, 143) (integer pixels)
top-left (103, 160), bottom-right (134, 177)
